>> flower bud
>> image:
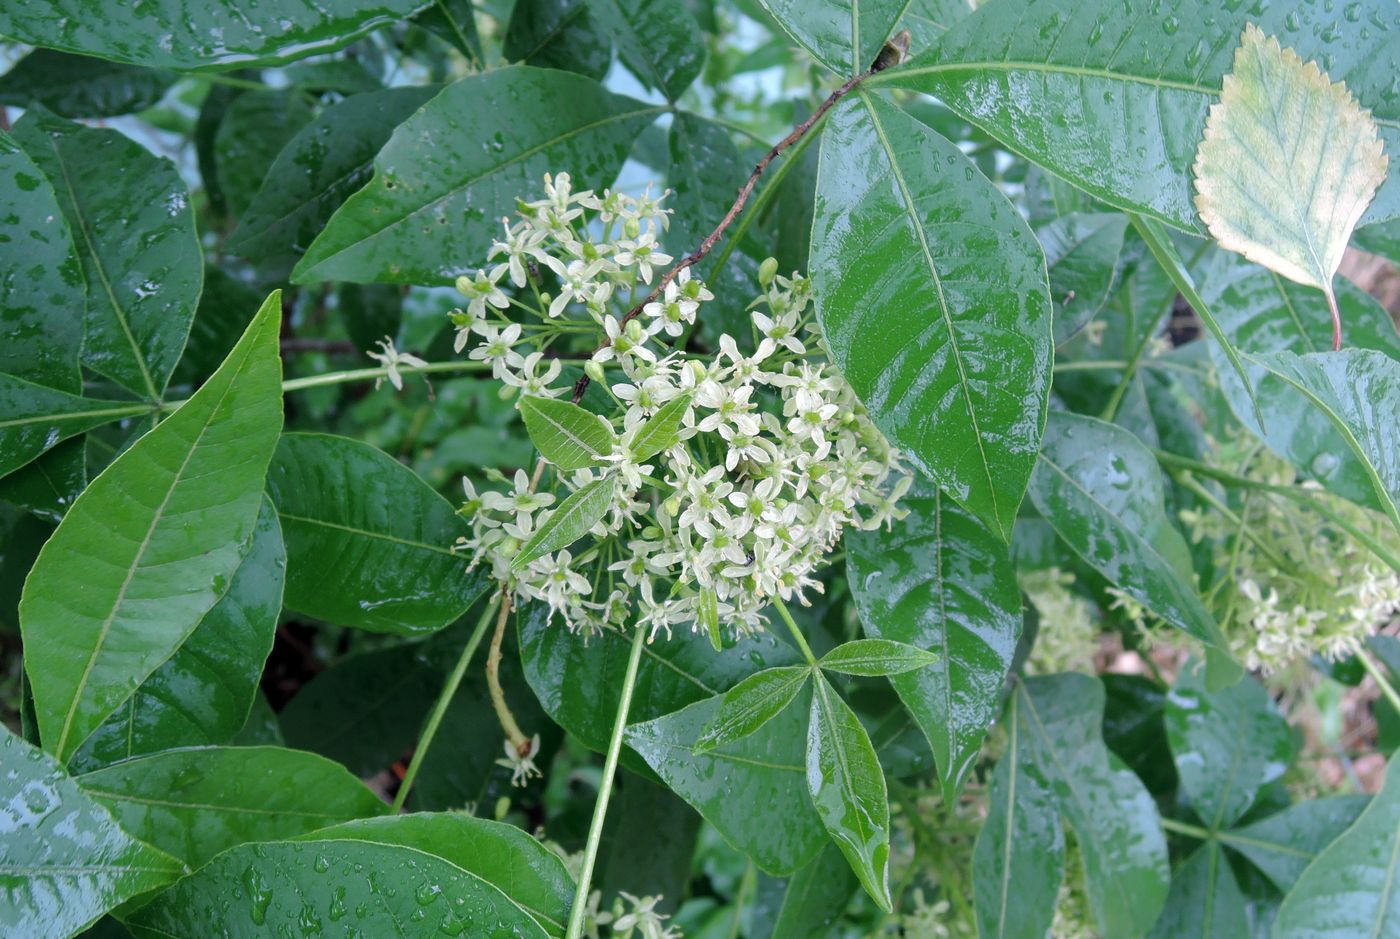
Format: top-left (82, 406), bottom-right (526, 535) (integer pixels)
top-left (626, 319), bottom-right (644, 343)
top-left (664, 495), bottom-right (682, 516)
top-left (454, 275), bottom-right (474, 297)
top-left (758, 256), bottom-right (779, 287)
top-left (498, 383), bottom-right (517, 400)
top-left (584, 360), bottom-right (605, 383)
top-left (642, 525), bottom-right (663, 540)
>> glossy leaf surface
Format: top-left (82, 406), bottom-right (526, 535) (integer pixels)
top-left (13, 108), bottom-right (200, 400)
top-left (502, 0), bottom-right (611, 80)
top-left (811, 93), bottom-right (1052, 539)
top-left (78, 745), bottom-right (388, 866)
top-left (1274, 753), bottom-right (1400, 938)
top-left (0, 128), bottom-right (83, 392)
top-left (1029, 412), bottom-right (1225, 648)
top-left (228, 86), bottom-right (438, 263)
top-left (972, 689), bottom-right (1063, 939)
top-left (667, 112), bottom-right (747, 254)
top-left (130, 838), bottom-right (549, 939)
top-left (1039, 212), bottom-right (1128, 345)
top-left (0, 374), bottom-right (146, 481)
top-left (21, 293), bottom-right (282, 763)
top-left (590, 0), bottom-right (704, 100)
top-left (1019, 674), bottom-right (1170, 939)
top-left (807, 672), bottom-right (891, 910)
top-left (1166, 663), bottom-right (1291, 830)
top-left (70, 499), bottom-right (285, 773)
top-left (817, 639), bottom-right (939, 677)
top-left (520, 603), bottom-right (799, 759)
top-left (0, 726), bottom-right (183, 938)
top-left (1225, 795), bottom-right (1369, 892)
top-left (1146, 842), bottom-right (1250, 939)
top-left (695, 666), bottom-right (811, 753)
top-left (627, 688), bottom-right (825, 875)
top-left (1200, 249), bottom-right (1400, 509)
top-left (302, 813), bottom-right (575, 936)
top-left (847, 479), bottom-right (1022, 797)
top-left (1248, 349), bottom-right (1400, 535)
top-left (266, 432), bottom-right (487, 634)
top-left (0, 1), bottom-right (433, 71)
top-left (520, 395), bottom-right (615, 471)
top-left (0, 50), bottom-right (174, 117)
top-left (511, 476), bottom-right (617, 570)
top-left (758, 0), bottom-right (905, 76)
top-left (878, 0), bottom-right (1400, 231)
top-left (293, 67), bottom-right (662, 285)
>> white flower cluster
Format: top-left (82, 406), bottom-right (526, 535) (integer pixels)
top-left (1020, 567), bottom-right (1100, 674)
top-left (1178, 445), bottom-right (1400, 674)
top-left (451, 173), bottom-right (910, 639)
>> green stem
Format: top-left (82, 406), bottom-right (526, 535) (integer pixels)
top-left (773, 597), bottom-right (818, 665)
top-left (391, 595), bottom-right (500, 813)
top-left (1159, 817), bottom-right (1213, 839)
top-left (564, 625), bottom-right (648, 939)
top-left (282, 360), bottom-right (492, 392)
top-left (1358, 647), bottom-right (1400, 715)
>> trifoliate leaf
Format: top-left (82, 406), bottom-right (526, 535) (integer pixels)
top-left (1193, 24), bottom-right (1389, 350)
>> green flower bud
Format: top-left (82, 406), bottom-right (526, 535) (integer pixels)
top-left (498, 383), bottom-right (517, 400)
top-left (664, 495), bottom-right (682, 516)
top-left (584, 360), bottom-right (605, 382)
top-left (758, 256), bottom-right (779, 286)
top-left (626, 318), bottom-right (644, 343)
top-left (454, 275), bottom-right (474, 297)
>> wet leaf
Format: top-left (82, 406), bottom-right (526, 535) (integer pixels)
top-left (520, 395), bottom-right (616, 471)
top-left (1146, 842), bottom-right (1250, 939)
top-left (13, 107), bottom-right (200, 400)
top-left (266, 432), bottom-right (488, 635)
top-left (1194, 25), bottom-right (1389, 348)
top-left (816, 639), bottom-right (939, 677)
top-left (78, 746), bottom-right (388, 867)
top-left (848, 478), bottom-right (1023, 798)
top-left (0, 49), bottom-right (174, 117)
top-left (20, 293), bottom-right (282, 763)
top-left (0, 373), bottom-right (147, 481)
top-left (590, 0), bottom-right (704, 101)
top-left (0, 726), bottom-right (183, 938)
top-left (758, 0), bottom-right (907, 75)
top-left (1039, 212), bottom-right (1129, 345)
top-left (695, 666), bottom-right (812, 753)
top-left (1224, 795), bottom-right (1369, 892)
top-left (811, 93), bottom-right (1052, 539)
top-left (511, 476), bottom-right (617, 570)
top-left (806, 672), bottom-right (891, 911)
top-left (293, 67), bottom-right (662, 285)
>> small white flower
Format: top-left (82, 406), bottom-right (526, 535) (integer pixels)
top-left (454, 268), bottom-right (509, 319)
top-left (366, 337), bottom-right (428, 391)
top-left (470, 322), bottom-right (525, 378)
top-left (614, 233), bottom-right (672, 283)
top-left (495, 734), bottom-right (543, 787)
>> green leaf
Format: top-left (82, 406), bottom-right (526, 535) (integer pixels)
top-left (13, 107), bottom-right (201, 401)
top-left (694, 665), bottom-right (812, 753)
top-left (0, 128), bottom-right (83, 391)
top-left (519, 601), bottom-right (799, 762)
top-left (1224, 795), bottom-right (1369, 892)
top-left (1017, 674), bottom-right (1170, 939)
top-left (129, 838), bottom-right (550, 939)
top-left (520, 395), bottom-right (616, 471)
top-left (1039, 212), bottom-right (1129, 345)
top-left (266, 432), bottom-right (488, 635)
top-left (20, 292), bottom-right (283, 763)
top-left (628, 393), bottom-right (691, 461)
top-left (1146, 841), bottom-right (1250, 939)
top-left (0, 373), bottom-right (147, 481)
top-left (212, 89), bottom-right (314, 220)
top-left (817, 639), bottom-right (939, 677)
top-left (1193, 24), bottom-right (1389, 350)
top-left (69, 498), bottom-right (285, 773)
top-left (511, 476), bottom-right (617, 571)
top-left (589, 0), bottom-right (705, 101)
top-left (626, 686), bottom-right (827, 875)
top-left (1028, 412), bottom-right (1226, 649)
top-left (876, 0), bottom-right (1400, 231)
top-left (758, 0), bottom-right (906, 76)
top-left (502, 0), bottom-right (611, 80)
top-left (667, 112), bottom-right (747, 255)
top-left (1199, 249), bottom-right (1400, 512)
top-left (0, 726), bottom-right (183, 937)
top-left (811, 93), bottom-right (1052, 540)
top-left (847, 479), bottom-right (1022, 798)
top-left (293, 67), bottom-right (662, 285)
top-left (279, 643), bottom-right (441, 777)
top-left (0, 1), bottom-right (434, 71)
top-left (0, 49), bottom-right (174, 117)
top-left (755, 842), bottom-right (859, 939)
top-left (414, 0), bottom-right (482, 63)
top-left (77, 745), bottom-right (388, 867)
top-left (806, 672), bottom-right (891, 910)
top-left (228, 86), bottom-right (439, 263)
top-left (1274, 753), bottom-right (1400, 938)
top-left (0, 437), bottom-right (86, 523)
top-left (1165, 662), bottom-right (1291, 831)
top-left (302, 813), bottom-right (575, 937)
top-left (596, 776), bottom-right (699, 918)
top-left (972, 688), bottom-right (1063, 939)
top-left (1249, 349), bottom-right (1400, 536)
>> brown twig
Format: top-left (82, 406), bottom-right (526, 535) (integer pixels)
top-left (570, 69), bottom-right (873, 403)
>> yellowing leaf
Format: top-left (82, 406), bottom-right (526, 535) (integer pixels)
top-left (1193, 24), bottom-right (1389, 350)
